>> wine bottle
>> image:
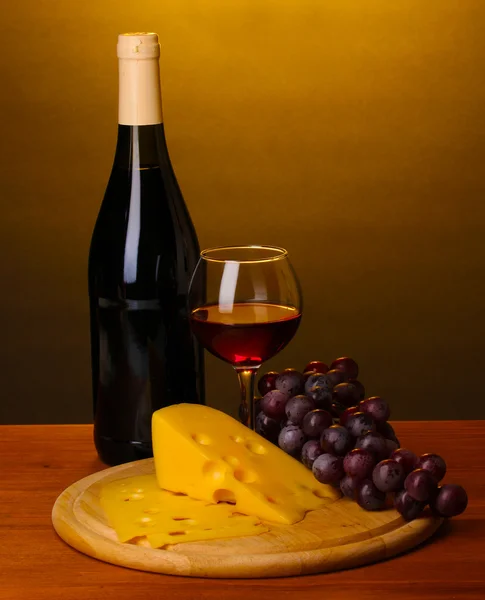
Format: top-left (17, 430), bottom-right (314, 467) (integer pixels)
top-left (88, 33), bottom-right (205, 466)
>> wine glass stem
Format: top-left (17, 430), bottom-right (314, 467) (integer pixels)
top-left (234, 367), bottom-right (259, 430)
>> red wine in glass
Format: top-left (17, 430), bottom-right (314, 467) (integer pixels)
top-left (190, 302), bottom-right (301, 368)
top-left (188, 245), bottom-right (302, 430)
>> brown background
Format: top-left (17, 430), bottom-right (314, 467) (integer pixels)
top-left (1, 0), bottom-right (484, 424)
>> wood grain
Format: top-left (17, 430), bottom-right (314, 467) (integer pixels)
top-left (51, 457), bottom-right (442, 578)
top-left (1, 422), bottom-right (484, 599)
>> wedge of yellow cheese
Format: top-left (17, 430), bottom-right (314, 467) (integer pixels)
top-left (152, 404), bottom-right (340, 525)
top-left (100, 474), bottom-right (268, 547)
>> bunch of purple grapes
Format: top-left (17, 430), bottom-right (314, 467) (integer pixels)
top-left (256, 357), bottom-right (468, 521)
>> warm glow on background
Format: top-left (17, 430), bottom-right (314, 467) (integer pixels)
top-left (1, 0), bottom-right (484, 423)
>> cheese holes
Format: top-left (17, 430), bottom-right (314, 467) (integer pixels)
top-left (202, 461), bottom-right (227, 482)
top-left (171, 517), bottom-right (196, 525)
top-left (233, 468), bottom-right (257, 484)
top-left (230, 435), bottom-right (245, 444)
top-left (191, 433), bottom-right (211, 445)
top-left (222, 455), bottom-right (240, 467)
top-left (266, 496), bottom-right (277, 504)
top-left (143, 508), bottom-right (160, 514)
top-left (168, 531), bottom-right (186, 536)
top-left (213, 489), bottom-right (237, 504)
top-left (135, 517), bottom-right (154, 527)
top-left (245, 442), bottom-right (267, 455)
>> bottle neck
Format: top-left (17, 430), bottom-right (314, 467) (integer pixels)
top-left (113, 124), bottom-right (168, 169)
top-left (116, 57), bottom-right (166, 168)
top-left (118, 57), bottom-right (163, 126)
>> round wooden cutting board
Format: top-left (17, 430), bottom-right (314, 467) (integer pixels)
top-left (52, 458), bottom-right (443, 579)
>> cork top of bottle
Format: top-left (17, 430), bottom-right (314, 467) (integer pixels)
top-left (117, 32), bottom-right (160, 59)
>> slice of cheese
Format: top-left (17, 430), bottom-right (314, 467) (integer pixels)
top-left (100, 474), bottom-right (268, 547)
top-left (152, 404), bottom-right (340, 525)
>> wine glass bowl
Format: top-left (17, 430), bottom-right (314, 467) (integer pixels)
top-left (188, 245), bottom-right (302, 429)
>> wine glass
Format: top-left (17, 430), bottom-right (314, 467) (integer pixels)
top-left (188, 245), bottom-right (302, 430)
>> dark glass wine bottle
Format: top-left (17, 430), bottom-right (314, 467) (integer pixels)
top-left (88, 33), bottom-right (205, 466)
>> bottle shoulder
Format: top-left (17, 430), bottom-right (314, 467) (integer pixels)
top-left (89, 125), bottom-right (200, 299)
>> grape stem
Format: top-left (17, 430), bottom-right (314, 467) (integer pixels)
top-left (235, 367), bottom-right (259, 430)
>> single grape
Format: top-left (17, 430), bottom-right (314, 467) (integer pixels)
top-left (345, 412), bottom-right (376, 438)
top-left (304, 361), bottom-right (329, 375)
top-left (349, 379), bottom-right (365, 400)
top-left (394, 489), bottom-right (426, 521)
top-left (307, 385), bottom-right (333, 411)
top-left (330, 357), bottom-right (359, 380)
top-left (302, 409), bottom-right (333, 438)
top-left (390, 448), bottom-right (418, 474)
top-left (343, 448), bottom-right (376, 480)
top-left (332, 382), bottom-right (360, 408)
top-left (340, 475), bottom-right (360, 499)
top-left (285, 395), bottom-right (316, 426)
top-left (359, 396), bottom-right (390, 423)
top-left (377, 421), bottom-right (400, 445)
top-left (430, 484), bottom-right (468, 518)
top-left (261, 389), bottom-right (289, 421)
top-left (320, 425), bottom-right (354, 456)
top-left (255, 412), bottom-right (280, 445)
top-left (372, 459), bottom-right (405, 493)
top-left (257, 371), bottom-right (278, 396)
top-left (278, 425), bottom-right (306, 457)
top-left (404, 469), bottom-right (437, 503)
top-left (416, 453), bottom-right (447, 484)
top-left (312, 453), bottom-right (345, 484)
top-left (305, 373), bottom-right (332, 395)
top-left (355, 432), bottom-right (389, 462)
top-left (332, 382), bottom-right (361, 408)
top-left (356, 479), bottom-right (386, 511)
top-left (275, 369), bottom-right (305, 397)
top-left (325, 369), bottom-right (347, 387)
top-left (340, 406), bottom-right (359, 426)
top-left (301, 439), bottom-right (323, 469)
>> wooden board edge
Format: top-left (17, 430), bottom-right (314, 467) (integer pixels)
top-left (52, 475), bottom-right (443, 578)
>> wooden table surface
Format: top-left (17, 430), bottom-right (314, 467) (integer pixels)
top-left (1, 422), bottom-right (484, 600)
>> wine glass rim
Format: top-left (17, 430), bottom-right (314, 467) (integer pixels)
top-left (200, 245), bottom-right (289, 263)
